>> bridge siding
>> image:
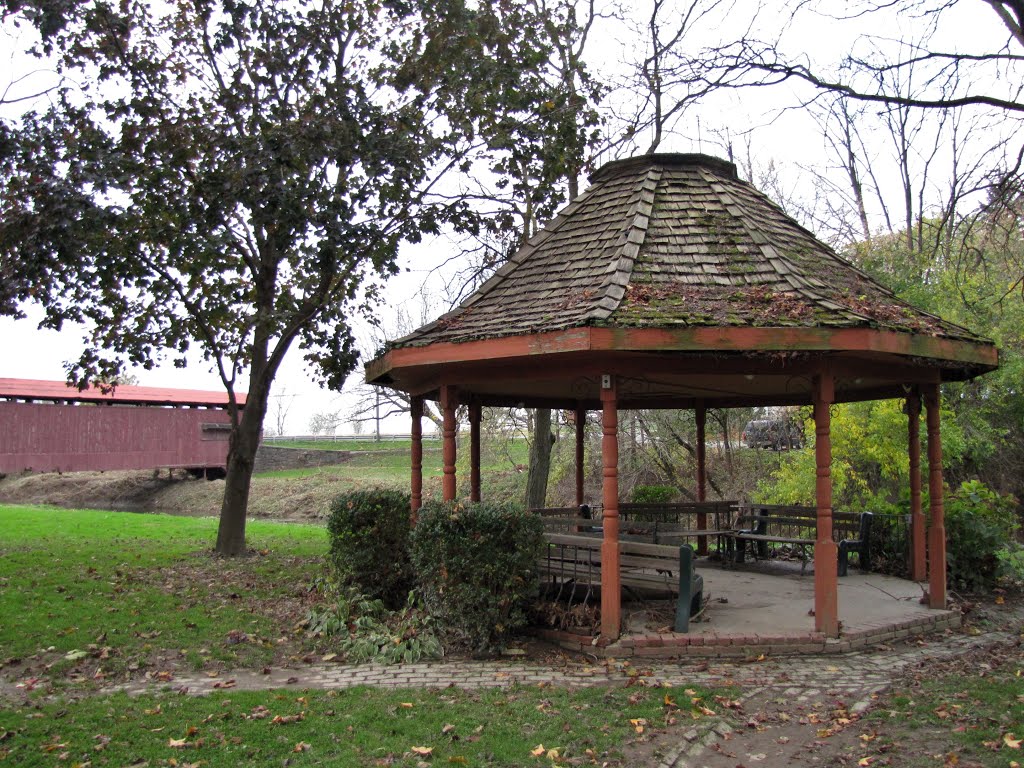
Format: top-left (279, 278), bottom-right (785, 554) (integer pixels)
top-left (0, 401), bottom-right (231, 473)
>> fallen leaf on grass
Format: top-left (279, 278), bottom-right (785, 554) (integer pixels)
top-left (1005, 733), bottom-right (1022, 749)
top-left (272, 713), bottom-right (305, 725)
top-left (448, 757), bottom-right (468, 765)
top-left (400, 702), bottom-right (415, 709)
top-left (411, 746), bottom-right (433, 756)
top-left (293, 742), bottom-right (311, 752)
top-left (629, 718), bottom-right (647, 734)
top-left (212, 680), bottom-right (236, 689)
top-left (531, 744), bottom-right (546, 757)
top-left (857, 758), bottom-right (874, 766)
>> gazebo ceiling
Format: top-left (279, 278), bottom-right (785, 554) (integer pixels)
top-left (366, 153), bottom-right (997, 407)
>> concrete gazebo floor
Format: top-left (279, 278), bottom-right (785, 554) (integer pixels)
top-left (536, 561), bottom-right (960, 659)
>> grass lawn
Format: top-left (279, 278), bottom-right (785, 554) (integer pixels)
top-left (0, 505), bottom-right (329, 675)
top-left (0, 683), bottom-right (713, 767)
top-left (265, 438), bottom-right (424, 451)
top-left (0, 504), bottom-right (720, 767)
top-left (255, 449), bottom-right (445, 482)
top-left (862, 641), bottom-right (1024, 767)
top-left (255, 439), bottom-right (530, 485)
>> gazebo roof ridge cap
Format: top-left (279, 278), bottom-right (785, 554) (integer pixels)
top-left (586, 165), bottom-right (662, 322)
top-left (591, 152), bottom-right (739, 183)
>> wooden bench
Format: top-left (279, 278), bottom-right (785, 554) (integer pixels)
top-left (539, 533), bottom-right (704, 632)
top-left (618, 501), bottom-right (736, 553)
top-left (534, 502), bottom-right (736, 553)
top-left (729, 504), bottom-right (873, 576)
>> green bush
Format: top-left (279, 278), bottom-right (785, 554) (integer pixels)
top-left (410, 500), bottom-right (543, 654)
top-left (327, 489), bottom-right (412, 608)
top-left (945, 480), bottom-right (1019, 591)
top-left (632, 484), bottom-right (677, 504)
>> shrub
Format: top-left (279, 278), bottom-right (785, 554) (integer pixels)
top-left (632, 484), bottom-right (677, 504)
top-left (327, 488), bottom-right (412, 608)
top-left (945, 480), bottom-right (1019, 591)
top-left (304, 584), bottom-right (441, 664)
top-left (997, 544), bottom-right (1024, 586)
top-left (411, 500), bottom-right (543, 653)
top-left (866, 511), bottom-right (911, 579)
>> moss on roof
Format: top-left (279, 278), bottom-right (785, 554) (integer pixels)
top-left (391, 153), bottom-right (987, 349)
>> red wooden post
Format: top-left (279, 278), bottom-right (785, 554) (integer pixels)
top-left (695, 401), bottom-right (708, 556)
top-left (410, 396), bottom-right (423, 520)
top-left (469, 401), bottom-right (482, 503)
top-left (906, 390), bottom-right (926, 581)
top-left (441, 385), bottom-right (458, 502)
top-left (813, 372), bottom-right (839, 637)
top-left (600, 376), bottom-right (621, 641)
top-left (924, 383), bottom-right (947, 608)
top-left (575, 405), bottom-right (586, 507)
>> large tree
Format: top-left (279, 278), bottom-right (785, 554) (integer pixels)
top-left (0, 0), bottom-right (553, 554)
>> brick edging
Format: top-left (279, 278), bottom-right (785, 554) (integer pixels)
top-left (535, 610), bottom-right (962, 658)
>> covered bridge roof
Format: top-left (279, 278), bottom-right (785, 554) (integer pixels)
top-left (0, 378), bottom-right (243, 408)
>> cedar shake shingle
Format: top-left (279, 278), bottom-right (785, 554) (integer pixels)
top-left (391, 154), bottom-right (985, 349)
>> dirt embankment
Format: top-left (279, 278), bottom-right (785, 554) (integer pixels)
top-left (0, 468), bottom-right (348, 522)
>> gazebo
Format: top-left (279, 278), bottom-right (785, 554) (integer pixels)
top-left (365, 153), bottom-right (997, 641)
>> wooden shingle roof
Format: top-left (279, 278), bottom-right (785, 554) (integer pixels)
top-left (392, 153), bottom-right (985, 349)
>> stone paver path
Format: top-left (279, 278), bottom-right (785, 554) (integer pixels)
top-left (114, 629), bottom-right (1016, 767)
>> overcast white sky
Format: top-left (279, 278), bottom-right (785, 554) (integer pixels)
top-left (0, 1), bottom-right (1010, 435)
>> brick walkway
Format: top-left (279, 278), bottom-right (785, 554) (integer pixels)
top-left (115, 628), bottom-right (1015, 766)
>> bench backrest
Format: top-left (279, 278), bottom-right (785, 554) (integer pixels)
top-left (619, 500), bottom-right (735, 524)
top-left (542, 532), bottom-right (692, 572)
top-left (733, 505), bottom-right (871, 541)
top-left (534, 501), bottom-right (737, 536)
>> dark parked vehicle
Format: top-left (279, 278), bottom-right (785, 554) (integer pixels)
top-left (742, 419), bottom-right (803, 450)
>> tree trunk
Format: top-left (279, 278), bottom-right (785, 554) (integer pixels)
top-left (215, 386), bottom-right (269, 556)
top-left (525, 407), bottom-right (555, 509)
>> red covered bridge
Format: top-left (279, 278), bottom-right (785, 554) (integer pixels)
top-left (0, 378), bottom-right (244, 477)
